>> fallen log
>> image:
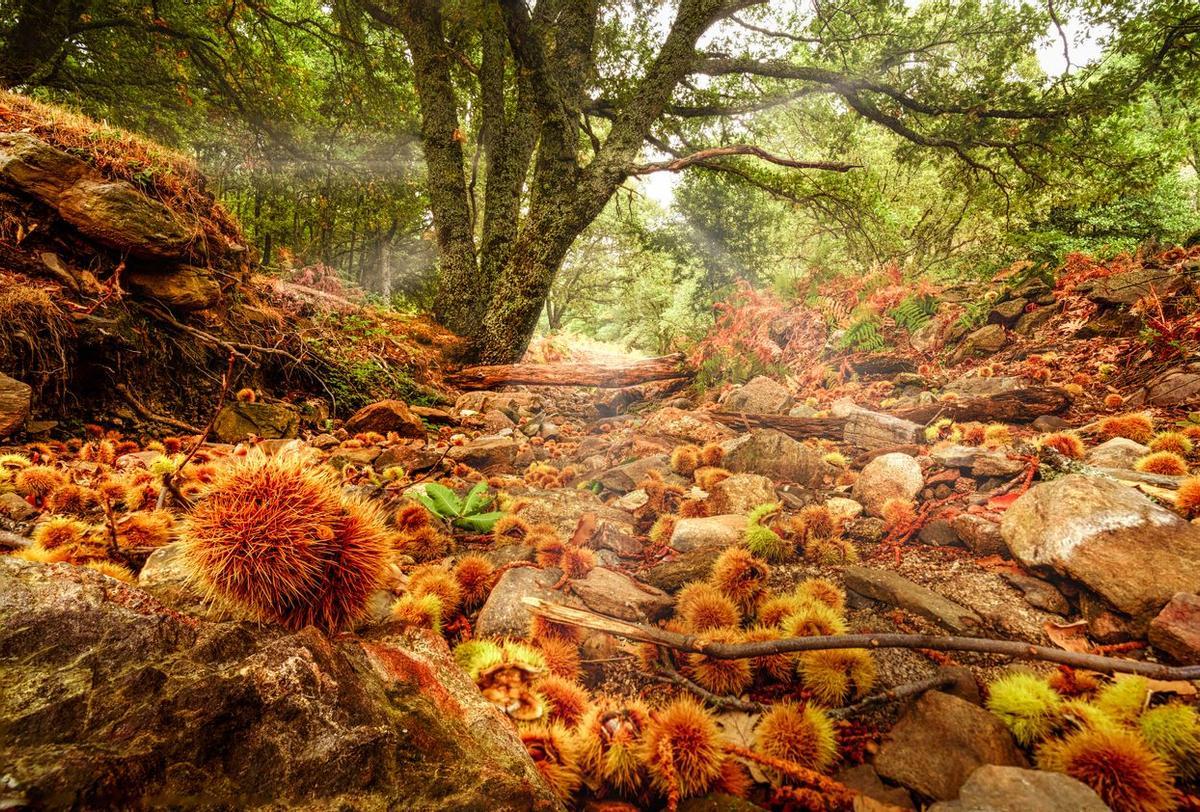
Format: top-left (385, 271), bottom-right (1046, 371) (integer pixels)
top-left (895, 386), bottom-right (1072, 424)
top-left (523, 597), bottom-right (1200, 680)
top-left (710, 386), bottom-right (1072, 442)
top-left (449, 353), bottom-right (688, 390)
top-left (709, 411), bottom-right (846, 440)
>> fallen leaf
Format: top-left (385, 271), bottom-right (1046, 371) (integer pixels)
top-left (1044, 619), bottom-right (1091, 653)
top-left (1115, 672), bottom-right (1198, 697)
top-left (975, 555), bottom-right (1022, 574)
top-left (715, 711), bottom-right (766, 783)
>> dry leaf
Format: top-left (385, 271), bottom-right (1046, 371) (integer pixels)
top-left (715, 711), bottom-right (766, 783)
top-left (1044, 619), bottom-right (1091, 653)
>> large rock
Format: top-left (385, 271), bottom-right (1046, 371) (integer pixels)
top-left (212, 401), bottom-right (300, 442)
top-left (595, 454), bottom-right (670, 493)
top-left (844, 566), bottom-right (983, 634)
top-left (570, 567), bottom-right (673, 623)
top-left (447, 435), bottom-right (518, 472)
top-left (852, 453), bottom-right (923, 517)
top-left (706, 473), bottom-right (776, 515)
top-left (948, 324), bottom-right (1006, 364)
top-left (1000, 475), bottom-right (1200, 620)
top-left (1085, 437), bottom-right (1149, 469)
top-left (874, 691), bottom-right (1027, 802)
top-left (1144, 366), bottom-right (1200, 407)
top-left (125, 264), bottom-right (220, 310)
top-left (476, 565), bottom-right (583, 638)
top-left (0, 558), bottom-right (558, 810)
top-left (0, 134), bottom-right (192, 260)
top-left (719, 375), bottom-right (793, 414)
top-left (721, 429), bottom-right (826, 486)
top-left (1083, 265), bottom-right (1187, 305)
top-left (58, 180), bottom-right (194, 260)
top-left (344, 399), bottom-right (425, 437)
top-left (928, 765), bottom-right (1107, 812)
top-left (0, 371), bottom-right (31, 437)
top-left (1149, 592), bottom-right (1200, 663)
top-left (670, 515), bottom-right (747, 552)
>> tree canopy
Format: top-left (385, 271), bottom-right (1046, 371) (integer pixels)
top-left (3, 0), bottom-right (1197, 359)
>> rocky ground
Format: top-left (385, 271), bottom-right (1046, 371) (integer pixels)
top-left (2, 95), bottom-right (1200, 812)
top-left (2, 250), bottom-right (1200, 811)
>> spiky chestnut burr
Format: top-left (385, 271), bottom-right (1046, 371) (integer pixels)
top-left (182, 451), bottom-right (393, 632)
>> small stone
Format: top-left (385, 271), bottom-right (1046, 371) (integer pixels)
top-left (638, 407), bottom-right (734, 444)
top-left (454, 390), bottom-right (543, 416)
top-left (949, 324), bottom-right (1007, 363)
top-left (918, 518), bottom-right (961, 547)
top-left (874, 691), bottom-right (1027, 801)
top-left (669, 515), bottom-right (747, 552)
top-left (852, 453), bottom-right (923, 517)
top-left (1145, 367), bottom-right (1200, 407)
top-left (1149, 592), bottom-right (1200, 663)
top-left (476, 566), bottom-right (583, 638)
top-left (721, 429), bottom-right (827, 486)
top-left (212, 401), bottom-right (299, 442)
top-left (595, 454), bottom-right (670, 493)
top-left (825, 497), bottom-right (864, 521)
top-left (0, 371), bottom-right (31, 438)
top-left (706, 473), bottom-right (776, 515)
top-left (951, 514), bottom-right (1006, 556)
top-left (643, 547), bottom-right (720, 592)
top-left (344, 399), bottom-right (425, 438)
top-left (1085, 437), bottom-right (1149, 469)
top-left (0, 491), bottom-right (38, 522)
top-left (834, 764), bottom-right (915, 809)
top-left (125, 264), bottom-right (220, 310)
top-left (1000, 572), bottom-right (1070, 615)
top-left (1031, 415), bottom-right (1071, 432)
top-left (844, 566), bottom-right (983, 633)
top-left (446, 435), bottom-right (518, 472)
top-left (719, 375), bottom-right (793, 414)
top-left (987, 298), bottom-right (1027, 326)
top-left (970, 451), bottom-right (1026, 478)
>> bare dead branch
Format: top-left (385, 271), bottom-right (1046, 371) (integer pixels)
top-left (523, 598), bottom-right (1200, 680)
top-left (631, 144), bottom-right (858, 174)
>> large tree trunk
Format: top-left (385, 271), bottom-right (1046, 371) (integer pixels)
top-left (0, 0), bottom-right (82, 87)
top-left (383, 0), bottom-right (482, 338)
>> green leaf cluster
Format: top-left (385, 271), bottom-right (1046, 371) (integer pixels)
top-left (415, 482), bottom-right (503, 533)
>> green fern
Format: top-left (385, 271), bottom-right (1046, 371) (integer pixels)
top-left (889, 295), bottom-right (938, 332)
top-left (839, 317), bottom-right (887, 352)
top-left (956, 299), bottom-right (992, 330)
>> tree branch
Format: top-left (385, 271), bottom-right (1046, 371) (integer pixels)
top-left (523, 598), bottom-right (1200, 680)
top-left (631, 144), bottom-right (858, 174)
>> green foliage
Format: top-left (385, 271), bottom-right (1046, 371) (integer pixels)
top-left (889, 295), bottom-right (939, 332)
top-left (415, 482), bottom-right (504, 532)
top-left (838, 317), bottom-right (888, 352)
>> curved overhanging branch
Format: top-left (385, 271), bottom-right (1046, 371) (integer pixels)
top-left (523, 598), bottom-right (1200, 681)
top-left (631, 144), bottom-right (859, 174)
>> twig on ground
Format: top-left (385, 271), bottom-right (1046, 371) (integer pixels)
top-left (828, 672), bottom-right (958, 719)
top-left (523, 598), bottom-right (1200, 680)
top-left (653, 648), bottom-right (766, 713)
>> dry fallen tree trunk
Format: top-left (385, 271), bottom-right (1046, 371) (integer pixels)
top-left (895, 386), bottom-right (1072, 424)
top-left (710, 386), bottom-right (1073, 441)
top-left (524, 598), bottom-right (1200, 680)
top-left (449, 353), bottom-right (688, 389)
